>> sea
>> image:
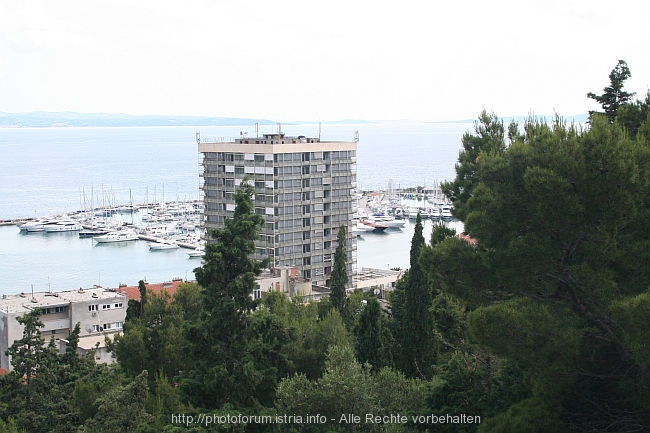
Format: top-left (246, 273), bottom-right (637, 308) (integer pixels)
top-left (0, 121), bottom-right (472, 295)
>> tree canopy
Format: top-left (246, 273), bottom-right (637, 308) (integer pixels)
top-left (587, 59), bottom-right (635, 122)
top-left (440, 112), bottom-right (650, 431)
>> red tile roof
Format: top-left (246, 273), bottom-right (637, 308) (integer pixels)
top-left (116, 279), bottom-right (184, 302)
top-left (459, 232), bottom-right (478, 246)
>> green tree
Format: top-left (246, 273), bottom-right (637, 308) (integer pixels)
top-left (113, 287), bottom-right (190, 382)
top-left (442, 113), bottom-right (650, 431)
top-left (329, 225), bottom-right (349, 314)
top-left (262, 292), bottom-right (352, 380)
top-left (0, 418), bottom-right (25, 433)
top-left (5, 308), bottom-right (46, 384)
top-left (441, 111), bottom-right (506, 222)
top-left (181, 179), bottom-right (270, 409)
top-left (617, 90), bottom-right (650, 138)
top-left (79, 370), bottom-right (152, 433)
top-left (588, 59), bottom-right (635, 122)
top-left (354, 297), bottom-right (385, 369)
top-left (276, 344), bottom-right (430, 433)
top-left (391, 213), bottom-right (436, 378)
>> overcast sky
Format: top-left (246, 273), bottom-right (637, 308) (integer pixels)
top-left (1, 0), bottom-right (649, 122)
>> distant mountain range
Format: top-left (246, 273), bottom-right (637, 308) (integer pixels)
top-left (0, 112), bottom-right (278, 128)
top-left (0, 111), bottom-right (589, 128)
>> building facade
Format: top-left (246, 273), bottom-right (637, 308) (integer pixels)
top-left (0, 288), bottom-right (127, 370)
top-left (199, 132), bottom-right (357, 287)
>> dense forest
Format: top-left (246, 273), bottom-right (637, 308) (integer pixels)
top-left (2, 60), bottom-right (649, 432)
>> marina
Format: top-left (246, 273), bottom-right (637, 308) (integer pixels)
top-left (0, 191), bottom-right (463, 295)
top-left (0, 122), bottom-right (470, 295)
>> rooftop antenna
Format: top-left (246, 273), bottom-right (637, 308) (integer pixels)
top-left (319, 120), bottom-right (321, 141)
top-left (354, 130), bottom-right (359, 143)
top-left (195, 131), bottom-right (201, 144)
top-left (278, 122), bottom-right (282, 134)
top-left (255, 122), bottom-right (259, 138)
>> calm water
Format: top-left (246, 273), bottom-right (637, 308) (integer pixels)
top-left (0, 122), bottom-right (471, 294)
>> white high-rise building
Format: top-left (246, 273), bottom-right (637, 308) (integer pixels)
top-left (198, 131), bottom-right (357, 287)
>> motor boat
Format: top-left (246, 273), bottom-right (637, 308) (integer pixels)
top-left (44, 220), bottom-right (83, 232)
top-left (93, 230), bottom-right (139, 243)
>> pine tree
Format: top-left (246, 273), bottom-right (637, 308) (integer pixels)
top-left (391, 213), bottom-right (436, 378)
top-left (182, 179), bottom-right (270, 408)
top-left (329, 225), bottom-right (348, 314)
top-left (354, 297), bottom-right (384, 369)
top-left (6, 308), bottom-right (46, 384)
top-left (588, 59), bottom-right (635, 122)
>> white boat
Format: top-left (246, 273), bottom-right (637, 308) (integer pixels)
top-left (20, 219), bottom-right (61, 232)
top-left (187, 249), bottom-right (204, 258)
top-left (367, 215), bottom-right (406, 229)
top-left (44, 220), bottom-right (83, 232)
top-left (149, 241), bottom-right (179, 251)
top-left (18, 218), bottom-right (54, 232)
top-left (404, 207), bottom-right (421, 220)
top-left (116, 205), bottom-right (137, 213)
top-left (441, 205), bottom-right (453, 221)
top-left (428, 208), bottom-right (441, 220)
top-left (93, 230), bottom-right (139, 243)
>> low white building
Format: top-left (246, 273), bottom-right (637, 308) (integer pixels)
top-left (0, 287), bottom-right (127, 370)
top-left (254, 266), bottom-right (312, 299)
top-left (353, 267), bottom-right (402, 297)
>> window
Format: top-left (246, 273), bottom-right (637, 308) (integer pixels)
top-left (55, 306), bottom-right (68, 314)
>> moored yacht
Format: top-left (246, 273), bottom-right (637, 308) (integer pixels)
top-left (148, 241), bottom-right (179, 251)
top-left (441, 205), bottom-right (453, 221)
top-left (367, 215), bottom-right (406, 229)
top-left (93, 230), bottom-right (139, 243)
top-left (359, 219), bottom-right (388, 232)
top-left (187, 248), bottom-right (204, 258)
top-left (44, 220), bottom-right (83, 232)
top-left (19, 218), bottom-right (60, 232)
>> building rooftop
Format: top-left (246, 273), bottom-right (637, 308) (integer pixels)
top-left (116, 279), bottom-right (185, 302)
top-left (76, 332), bottom-right (119, 351)
top-left (0, 287), bottom-right (127, 315)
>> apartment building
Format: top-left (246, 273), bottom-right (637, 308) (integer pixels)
top-left (0, 288), bottom-right (127, 370)
top-left (199, 131), bottom-right (357, 287)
